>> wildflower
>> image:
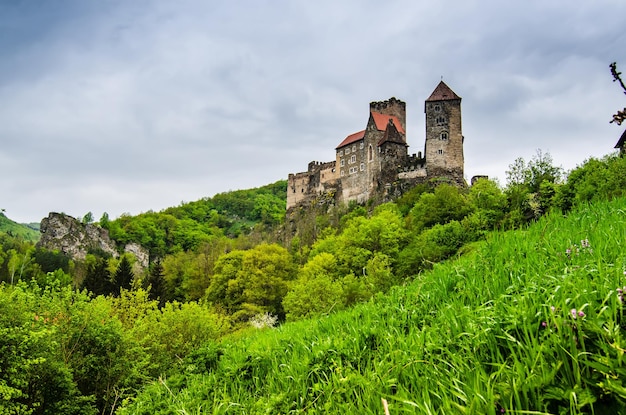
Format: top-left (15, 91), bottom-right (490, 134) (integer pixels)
top-left (578, 310), bottom-right (585, 318)
top-left (565, 248), bottom-right (572, 256)
top-left (541, 321), bottom-right (547, 328)
top-left (580, 239), bottom-right (590, 249)
top-left (550, 306), bottom-right (556, 312)
top-left (570, 308), bottom-right (578, 319)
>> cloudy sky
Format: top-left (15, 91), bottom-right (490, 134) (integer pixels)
top-left (1, 0), bottom-right (625, 224)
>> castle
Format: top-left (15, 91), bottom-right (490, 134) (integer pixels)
top-left (287, 81), bottom-right (465, 210)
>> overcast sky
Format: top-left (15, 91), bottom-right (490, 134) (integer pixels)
top-left (1, 0), bottom-right (625, 223)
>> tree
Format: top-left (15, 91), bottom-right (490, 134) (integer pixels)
top-left (99, 212), bottom-right (110, 229)
top-left (206, 244), bottom-right (296, 321)
top-left (112, 255), bottom-right (134, 296)
top-left (407, 184), bottom-right (471, 232)
top-left (146, 259), bottom-right (166, 307)
top-left (610, 62), bottom-right (626, 125)
top-left (81, 255), bottom-right (113, 296)
top-left (82, 211), bottom-right (94, 224)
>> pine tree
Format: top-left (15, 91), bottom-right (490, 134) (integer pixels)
top-left (147, 259), bottom-right (166, 307)
top-left (112, 255), bottom-right (134, 296)
top-left (81, 257), bottom-right (113, 296)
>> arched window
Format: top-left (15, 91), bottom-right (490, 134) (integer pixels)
top-left (440, 132), bottom-right (448, 140)
top-left (368, 144), bottom-right (373, 162)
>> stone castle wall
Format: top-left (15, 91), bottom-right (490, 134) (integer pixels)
top-left (287, 83), bottom-right (465, 211)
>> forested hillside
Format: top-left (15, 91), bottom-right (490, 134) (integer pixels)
top-left (2, 151), bottom-right (626, 414)
top-left (0, 212), bottom-right (39, 242)
top-left (119, 192), bottom-right (626, 414)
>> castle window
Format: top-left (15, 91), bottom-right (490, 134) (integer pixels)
top-left (340, 159), bottom-right (345, 167)
top-left (339, 150), bottom-right (343, 156)
top-left (368, 145), bottom-right (373, 162)
top-left (434, 104), bottom-right (441, 112)
top-left (349, 167), bottom-right (357, 174)
top-left (350, 155), bottom-right (356, 164)
top-left (436, 116), bottom-right (446, 125)
top-left (360, 162), bottom-right (365, 171)
top-left (345, 147), bottom-right (350, 154)
top-left (360, 142), bottom-right (364, 149)
top-left (438, 149), bottom-right (444, 155)
top-left (440, 132), bottom-right (448, 140)
top-left (352, 145), bottom-right (356, 152)
top-left (341, 170), bottom-right (345, 177)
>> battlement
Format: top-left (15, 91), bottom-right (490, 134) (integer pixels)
top-left (370, 97), bottom-right (406, 132)
top-left (307, 160), bottom-right (336, 174)
top-left (287, 82), bottom-right (465, 211)
top-left (370, 97), bottom-right (406, 112)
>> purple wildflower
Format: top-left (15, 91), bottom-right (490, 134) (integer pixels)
top-left (571, 308), bottom-right (578, 319)
top-left (578, 310), bottom-right (585, 318)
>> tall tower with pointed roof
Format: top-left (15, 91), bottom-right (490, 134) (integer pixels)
top-left (424, 81), bottom-right (464, 185)
top-left (286, 81), bottom-right (467, 211)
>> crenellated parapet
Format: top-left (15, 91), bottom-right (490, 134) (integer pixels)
top-left (287, 82), bottom-right (469, 211)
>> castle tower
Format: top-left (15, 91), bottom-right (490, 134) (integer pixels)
top-left (424, 81), bottom-right (464, 184)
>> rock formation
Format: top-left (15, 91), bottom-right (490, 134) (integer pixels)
top-left (37, 212), bottom-right (149, 268)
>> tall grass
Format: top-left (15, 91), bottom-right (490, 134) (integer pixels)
top-left (119, 198), bottom-right (626, 415)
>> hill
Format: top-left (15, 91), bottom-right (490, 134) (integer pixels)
top-left (0, 212), bottom-right (40, 242)
top-left (120, 195), bottom-right (626, 414)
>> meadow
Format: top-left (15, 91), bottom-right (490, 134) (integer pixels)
top-left (119, 196), bottom-right (626, 414)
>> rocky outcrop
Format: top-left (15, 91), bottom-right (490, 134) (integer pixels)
top-left (124, 242), bottom-right (149, 268)
top-left (38, 213), bottom-right (149, 268)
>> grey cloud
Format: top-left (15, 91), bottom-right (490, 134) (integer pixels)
top-left (1, 0), bottom-right (626, 222)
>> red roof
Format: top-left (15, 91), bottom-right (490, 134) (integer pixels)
top-left (370, 111), bottom-right (405, 134)
top-left (336, 130), bottom-right (365, 149)
top-left (426, 81), bottom-right (461, 102)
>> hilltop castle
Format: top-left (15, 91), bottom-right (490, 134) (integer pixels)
top-left (287, 81), bottom-right (465, 210)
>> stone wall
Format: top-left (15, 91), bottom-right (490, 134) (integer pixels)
top-left (369, 97), bottom-right (407, 132)
top-left (424, 98), bottom-right (464, 181)
top-left (287, 83), bottom-right (467, 212)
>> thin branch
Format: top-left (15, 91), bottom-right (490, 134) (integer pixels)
top-left (610, 63), bottom-right (626, 125)
top-left (610, 62), bottom-right (626, 95)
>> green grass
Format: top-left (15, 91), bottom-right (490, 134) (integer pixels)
top-left (0, 213), bottom-right (40, 242)
top-left (119, 197), bottom-right (626, 415)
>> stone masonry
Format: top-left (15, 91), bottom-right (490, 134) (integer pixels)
top-left (287, 81), bottom-right (465, 210)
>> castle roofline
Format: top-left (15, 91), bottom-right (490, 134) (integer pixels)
top-left (426, 81), bottom-right (461, 102)
top-left (370, 111), bottom-right (405, 134)
top-left (336, 130), bottom-right (365, 149)
top-left (378, 118), bottom-right (407, 146)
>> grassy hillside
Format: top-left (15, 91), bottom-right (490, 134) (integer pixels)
top-left (120, 196), bottom-right (626, 414)
top-left (0, 213), bottom-right (40, 242)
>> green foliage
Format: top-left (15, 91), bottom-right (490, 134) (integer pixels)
top-left (504, 150), bottom-right (563, 225)
top-left (283, 253), bottom-right (344, 319)
top-left (120, 196), bottom-right (626, 414)
top-left (0, 213), bottom-right (40, 242)
top-left (206, 243), bottom-right (296, 321)
top-left (81, 255), bottom-right (112, 296)
top-left (112, 255), bottom-right (135, 296)
top-left (407, 183), bottom-right (471, 231)
top-left (556, 153), bottom-right (626, 212)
